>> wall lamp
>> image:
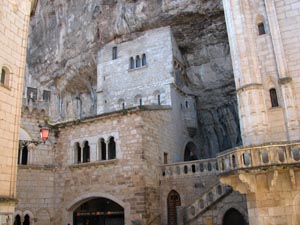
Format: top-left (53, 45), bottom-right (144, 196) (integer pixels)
top-left (20, 126), bottom-right (49, 146)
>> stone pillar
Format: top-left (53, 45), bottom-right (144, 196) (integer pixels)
top-left (223, 0), bottom-right (269, 146)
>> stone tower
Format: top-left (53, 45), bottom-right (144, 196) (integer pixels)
top-left (219, 0), bottom-right (300, 224)
top-left (0, 1), bottom-right (33, 224)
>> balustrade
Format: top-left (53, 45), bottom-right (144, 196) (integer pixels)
top-left (183, 183), bottom-right (232, 223)
top-left (161, 158), bottom-right (217, 179)
top-left (217, 142), bottom-right (300, 174)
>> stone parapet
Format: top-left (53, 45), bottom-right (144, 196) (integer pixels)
top-left (161, 158), bottom-right (218, 179)
top-left (217, 141), bottom-right (300, 175)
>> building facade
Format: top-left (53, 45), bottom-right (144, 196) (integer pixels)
top-left (15, 0), bottom-right (300, 225)
top-left (0, 1), bottom-right (34, 224)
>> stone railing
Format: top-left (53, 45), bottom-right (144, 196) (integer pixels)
top-left (161, 158), bottom-right (218, 179)
top-left (217, 142), bottom-right (300, 174)
top-left (182, 183), bottom-right (232, 223)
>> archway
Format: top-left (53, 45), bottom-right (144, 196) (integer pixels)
top-left (14, 215), bottom-right (21, 225)
top-left (167, 190), bottom-right (181, 225)
top-left (73, 197), bottom-right (124, 225)
top-left (223, 208), bottom-right (246, 225)
top-left (184, 142), bottom-right (198, 161)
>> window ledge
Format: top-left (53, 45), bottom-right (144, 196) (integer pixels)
top-left (69, 159), bottom-right (118, 169)
top-left (128, 65), bottom-right (148, 72)
top-left (269, 106), bottom-right (281, 111)
top-left (0, 83), bottom-right (11, 90)
top-left (18, 164), bottom-right (56, 170)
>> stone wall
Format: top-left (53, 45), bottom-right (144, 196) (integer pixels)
top-left (0, 0), bottom-right (31, 221)
top-left (51, 109), bottom-right (176, 225)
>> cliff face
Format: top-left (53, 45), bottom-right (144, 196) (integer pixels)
top-left (26, 0), bottom-right (241, 156)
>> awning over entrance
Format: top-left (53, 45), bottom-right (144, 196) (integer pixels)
top-left (19, 128), bottom-right (32, 141)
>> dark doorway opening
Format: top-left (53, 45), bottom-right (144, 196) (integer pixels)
top-left (73, 198), bottom-right (124, 225)
top-left (167, 190), bottom-right (181, 225)
top-left (223, 208), bottom-right (246, 225)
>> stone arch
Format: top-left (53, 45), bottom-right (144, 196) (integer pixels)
top-left (35, 208), bottom-right (51, 225)
top-left (153, 90), bottom-right (161, 105)
top-left (66, 192), bottom-right (130, 225)
top-left (292, 193), bottom-right (300, 225)
top-left (222, 208), bottom-right (246, 225)
top-left (167, 190), bottom-right (181, 225)
top-left (13, 211), bottom-right (22, 225)
top-left (134, 94), bottom-right (143, 106)
top-left (217, 203), bottom-right (248, 225)
top-left (184, 141), bottom-right (198, 161)
top-left (0, 65), bottom-right (12, 86)
top-left (118, 98), bottom-right (125, 109)
top-left (22, 210), bottom-right (34, 225)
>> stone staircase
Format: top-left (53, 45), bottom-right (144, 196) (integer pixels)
top-left (181, 182), bottom-right (232, 224)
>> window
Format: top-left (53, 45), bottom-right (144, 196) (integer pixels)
top-left (43, 90), bottom-right (51, 102)
top-left (83, 141), bottom-right (90, 163)
top-left (158, 94), bottom-right (161, 105)
top-left (75, 142), bottom-right (81, 163)
top-left (100, 138), bottom-right (106, 160)
top-left (136, 55), bottom-right (141, 68)
top-left (112, 46), bottom-right (117, 60)
top-left (164, 152), bottom-right (168, 164)
top-left (18, 145), bottom-right (28, 165)
top-left (130, 57), bottom-right (134, 69)
top-left (108, 137), bottom-right (116, 159)
top-left (1, 68), bottom-right (5, 85)
top-left (139, 98), bottom-right (142, 106)
top-left (270, 88), bottom-right (279, 107)
top-left (142, 54), bottom-right (147, 66)
top-left (27, 87), bottom-right (38, 102)
top-left (258, 22), bottom-right (266, 35)
top-left (185, 100), bottom-right (189, 109)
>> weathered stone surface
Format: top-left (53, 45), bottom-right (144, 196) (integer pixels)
top-left (26, 0), bottom-right (241, 156)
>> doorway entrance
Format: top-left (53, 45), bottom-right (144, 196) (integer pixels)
top-left (223, 208), bottom-right (246, 225)
top-left (73, 198), bottom-right (124, 225)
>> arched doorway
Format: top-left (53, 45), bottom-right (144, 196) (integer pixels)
top-left (223, 208), bottom-right (246, 225)
top-left (73, 198), bottom-right (124, 225)
top-left (167, 190), bottom-right (181, 225)
top-left (184, 142), bottom-right (198, 161)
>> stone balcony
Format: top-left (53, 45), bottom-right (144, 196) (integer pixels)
top-left (217, 141), bottom-right (300, 175)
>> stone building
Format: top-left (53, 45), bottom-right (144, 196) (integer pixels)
top-left (0, 1), bottom-right (34, 225)
top-left (15, 0), bottom-right (300, 225)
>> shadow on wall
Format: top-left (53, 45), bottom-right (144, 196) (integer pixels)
top-left (198, 102), bottom-right (242, 158)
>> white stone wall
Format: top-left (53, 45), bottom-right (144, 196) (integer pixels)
top-left (97, 27), bottom-right (175, 114)
top-left (0, 0), bottom-right (31, 218)
top-left (224, 0), bottom-right (300, 146)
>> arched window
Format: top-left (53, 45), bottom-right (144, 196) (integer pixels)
top-left (258, 22), bottom-right (266, 35)
top-left (185, 101), bottom-right (189, 109)
top-left (18, 145), bottom-right (28, 165)
top-left (270, 88), bottom-right (279, 107)
top-left (158, 94), bottom-right (161, 105)
top-left (1, 68), bottom-right (6, 85)
top-left (23, 214), bottom-right (30, 225)
top-left (75, 142), bottom-right (81, 163)
top-left (14, 215), bottom-right (21, 225)
top-left (167, 190), bottom-right (181, 225)
top-left (130, 57), bottom-right (134, 69)
top-left (136, 55), bottom-right (141, 68)
top-left (108, 137), bottom-right (116, 160)
top-left (83, 141), bottom-right (90, 163)
top-left (118, 99), bottom-right (125, 110)
top-left (100, 138), bottom-right (106, 160)
top-left (142, 54), bottom-right (147, 66)
top-left (184, 142), bottom-right (198, 161)
top-left (112, 46), bottom-right (117, 60)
